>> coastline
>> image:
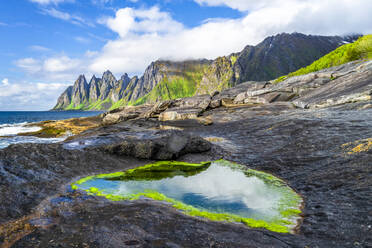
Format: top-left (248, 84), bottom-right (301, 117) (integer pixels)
top-left (1, 61), bottom-right (372, 247)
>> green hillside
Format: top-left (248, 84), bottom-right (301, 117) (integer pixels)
top-left (275, 35), bottom-right (372, 83)
top-left (132, 69), bottom-right (206, 106)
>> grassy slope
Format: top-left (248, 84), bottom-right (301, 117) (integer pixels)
top-left (132, 57), bottom-right (236, 107)
top-left (65, 98), bottom-right (113, 111)
top-left (275, 34), bottom-right (372, 82)
top-left (132, 70), bottom-right (205, 106)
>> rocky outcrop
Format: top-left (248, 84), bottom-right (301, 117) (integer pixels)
top-left (229, 60), bottom-right (372, 109)
top-left (54, 33), bottom-right (358, 111)
top-left (158, 94), bottom-right (211, 121)
top-left (105, 131), bottom-right (211, 160)
top-left (53, 86), bottom-right (73, 109)
top-left (88, 75), bottom-right (100, 102)
top-left (102, 105), bottom-right (152, 125)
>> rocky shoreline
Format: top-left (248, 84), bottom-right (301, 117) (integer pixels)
top-left (1, 61), bottom-right (372, 247)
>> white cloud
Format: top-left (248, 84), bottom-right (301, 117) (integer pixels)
top-left (1, 78), bottom-right (9, 86)
top-left (91, 0), bottom-right (113, 5)
top-left (41, 8), bottom-right (94, 27)
top-left (15, 56), bottom-right (84, 81)
top-left (29, 45), bottom-right (51, 52)
top-left (29, 0), bottom-right (74, 5)
top-left (74, 36), bottom-right (91, 44)
top-left (43, 56), bottom-right (81, 73)
top-left (15, 58), bottom-right (42, 74)
top-left (101, 6), bottom-right (184, 38)
top-left (87, 1), bottom-right (372, 75)
top-left (85, 50), bottom-right (99, 58)
top-left (0, 81), bottom-right (70, 110)
top-left (194, 0), bottom-right (285, 11)
top-left (16, 1), bottom-right (372, 82)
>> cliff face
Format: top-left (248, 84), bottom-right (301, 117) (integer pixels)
top-left (53, 33), bottom-right (359, 110)
top-left (233, 33), bottom-right (358, 82)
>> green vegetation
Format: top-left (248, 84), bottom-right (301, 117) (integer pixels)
top-left (72, 161), bottom-right (211, 187)
top-left (196, 56), bottom-right (235, 93)
top-left (65, 102), bottom-right (85, 110)
top-left (71, 160), bottom-right (303, 233)
top-left (86, 99), bottom-right (112, 110)
top-left (111, 161), bottom-right (211, 181)
top-left (63, 98), bottom-right (114, 111)
top-left (133, 72), bottom-right (204, 106)
top-left (275, 34), bottom-right (372, 83)
top-left (230, 55), bottom-right (237, 66)
top-left (109, 99), bottom-right (127, 110)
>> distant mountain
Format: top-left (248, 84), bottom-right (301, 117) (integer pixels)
top-left (53, 32), bottom-right (360, 110)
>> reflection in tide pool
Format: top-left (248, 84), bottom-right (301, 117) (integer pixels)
top-left (76, 161), bottom-right (302, 227)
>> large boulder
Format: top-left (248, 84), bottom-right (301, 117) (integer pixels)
top-left (105, 131), bottom-right (212, 160)
top-left (210, 81), bottom-right (268, 108)
top-left (159, 108), bottom-right (203, 121)
top-left (102, 105), bottom-right (152, 125)
top-left (173, 94), bottom-right (211, 109)
top-left (234, 91), bottom-right (296, 104)
top-left (142, 100), bottom-right (175, 118)
top-left (158, 95), bottom-right (212, 121)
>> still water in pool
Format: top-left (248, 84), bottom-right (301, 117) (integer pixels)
top-left (75, 161), bottom-right (302, 228)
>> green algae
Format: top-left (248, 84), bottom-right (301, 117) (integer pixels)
top-left (111, 161), bottom-right (211, 181)
top-left (71, 160), bottom-right (303, 233)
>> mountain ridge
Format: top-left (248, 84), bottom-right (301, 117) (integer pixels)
top-left (53, 32), bottom-right (360, 111)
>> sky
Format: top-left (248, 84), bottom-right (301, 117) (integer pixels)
top-left (0, 0), bottom-right (371, 110)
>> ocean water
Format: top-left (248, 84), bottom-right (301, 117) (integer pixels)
top-left (0, 111), bottom-right (102, 149)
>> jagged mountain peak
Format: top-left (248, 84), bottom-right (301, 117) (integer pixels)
top-left (101, 70), bottom-right (116, 85)
top-left (53, 32), bottom-right (358, 111)
top-left (102, 70), bottom-right (114, 78)
top-left (89, 75), bottom-right (100, 84)
top-left (120, 73), bottom-right (130, 82)
top-left (75, 75), bottom-right (87, 84)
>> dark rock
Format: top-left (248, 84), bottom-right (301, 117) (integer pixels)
top-left (292, 61), bottom-right (372, 109)
top-left (102, 105), bottom-right (152, 125)
top-left (105, 131), bottom-right (211, 160)
top-left (143, 100), bottom-right (175, 118)
top-left (211, 81), bottom-right (268, 108)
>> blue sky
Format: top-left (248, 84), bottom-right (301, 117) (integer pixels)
top-left (0, 0), bottom-right (371, 110)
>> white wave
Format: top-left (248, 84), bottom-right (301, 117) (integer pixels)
top-left (0, 123), bottom-right (41, 136)
top-left (0, 136), bottom-right (65, 149)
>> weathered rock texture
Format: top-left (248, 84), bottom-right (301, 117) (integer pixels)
top-left (1, 60), bottom-right (372, 248)
top-left (105, 131), bottom-right (211, 160)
